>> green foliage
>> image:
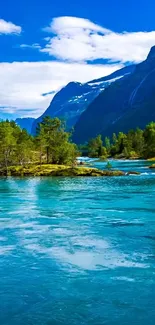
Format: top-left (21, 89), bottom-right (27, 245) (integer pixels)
top-left (0, 117), bottom-right (78, 172)
top-left (36, 117), bottom-right (78, 165)
top-left (0, 119), bottom-right (155, 174)
top-left (108, 126), bottom-right (151, 159)
top-left (87, 135), bottom-right (108, 158)
top-left (15, 129), bottom-right (34, 165)
top-left (143, 122), bottom-right (155, 158)
top-left (78, 143), bottom-right (88, 157)
top-left (0, 121), bottom-right (19, 172)
top-left (84, 122), bottom-right (155, 160)
top-left (106, 161), bottom-right (112, 169)
top-left (112, 133), bottom-right (117, 145)
top-left (149, 164), bottom-right (155, 169)
top-left (105, 136), bottom-right (111, 152)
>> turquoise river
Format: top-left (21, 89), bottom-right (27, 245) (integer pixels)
top-left (0, 160), bottom-right (155, 325)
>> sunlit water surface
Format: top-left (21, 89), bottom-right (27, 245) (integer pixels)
top-left (0, 160), bottom-right (155, 324)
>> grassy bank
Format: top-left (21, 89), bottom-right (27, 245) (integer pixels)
top-left (149, 164), bottom-right (155, 169)
top-left (0, 164), bottom-right (127, 177)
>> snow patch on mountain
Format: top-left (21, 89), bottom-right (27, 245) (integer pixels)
top-left (32, 64), bottom-right (135, 134)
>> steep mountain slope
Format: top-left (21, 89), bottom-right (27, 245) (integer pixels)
top-left (73, 46), bottom-right (155, 143)
top-left (31, 65), bottom-right (135, 134)
top-left (15, 118), bottom-right (35, 133)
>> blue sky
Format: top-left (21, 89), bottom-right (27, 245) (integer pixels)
top-left (1, 0), bottom-right (155, 119)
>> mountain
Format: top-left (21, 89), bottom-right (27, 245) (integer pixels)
top-left (31, 65), bottom-right (135, 134)
top-left (15, 118), bottom-right (35, 133)
top-left (73, 46), bottom-right (155, 143)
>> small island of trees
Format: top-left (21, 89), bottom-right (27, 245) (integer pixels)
top-left (0, 117), bottom-right (78, 174)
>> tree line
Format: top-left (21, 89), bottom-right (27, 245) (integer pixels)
top-left (0, 118), bottom-right (155, 173)
top-left (0, 117), bottom-right (78, 172)
top-left (80, 122), bottom-right (155, 159)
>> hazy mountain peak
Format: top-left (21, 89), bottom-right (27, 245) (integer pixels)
top-left (15, 117), bottom-right (35, 133)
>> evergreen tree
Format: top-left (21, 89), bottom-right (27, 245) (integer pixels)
top-left (88, 135), bottom-right (107, 158)
top-left (0, 118), bottom-right (78, 169)
top-left (15, 129), bottom-right (34, 166)
top-left (144, 122), bottom-right (155, 158)
top-left (36, 117), bottom-right (78, 164)
top-left (112, 133), bottom-right (117, 145)
top-left (105, 136), bottom-right (111, 153)
top-left (0, 121), bottom-right (17, 173)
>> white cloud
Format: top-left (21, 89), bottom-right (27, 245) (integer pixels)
top-left (0, 61), bottom-right (122, 118)
top-left (1, 16), bottom-right (155, 119)
top-left (0, 19), bottom-right (22, 35)
top-left (43, 16), bottom-right (110, 35)
top-left (41, 16), bottom-right (155, 63)
top-left (20, 43), bottom-right (41, 49)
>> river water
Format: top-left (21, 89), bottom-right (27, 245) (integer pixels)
top-left (0, 160), bottom-right (155, 324)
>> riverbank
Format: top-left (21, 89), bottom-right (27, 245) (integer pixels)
top-left (149, 164), bottom-right (155, 169)
top-left (0, 164), bottom-right (138, 177)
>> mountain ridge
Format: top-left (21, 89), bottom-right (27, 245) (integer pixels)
top-left (15, 118), bottom-right (35, 134)
top-left (73, 46), bottom-right (155, 143)
top-left (31, 46), bottom-right (155, 143)
top-left (31, 64), bottom-right (135, 134)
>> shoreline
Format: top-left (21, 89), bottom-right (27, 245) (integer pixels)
top-left (0, 164), bottom-right (141, 177)
top-left (79, 157), bottom-right (155, 162)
